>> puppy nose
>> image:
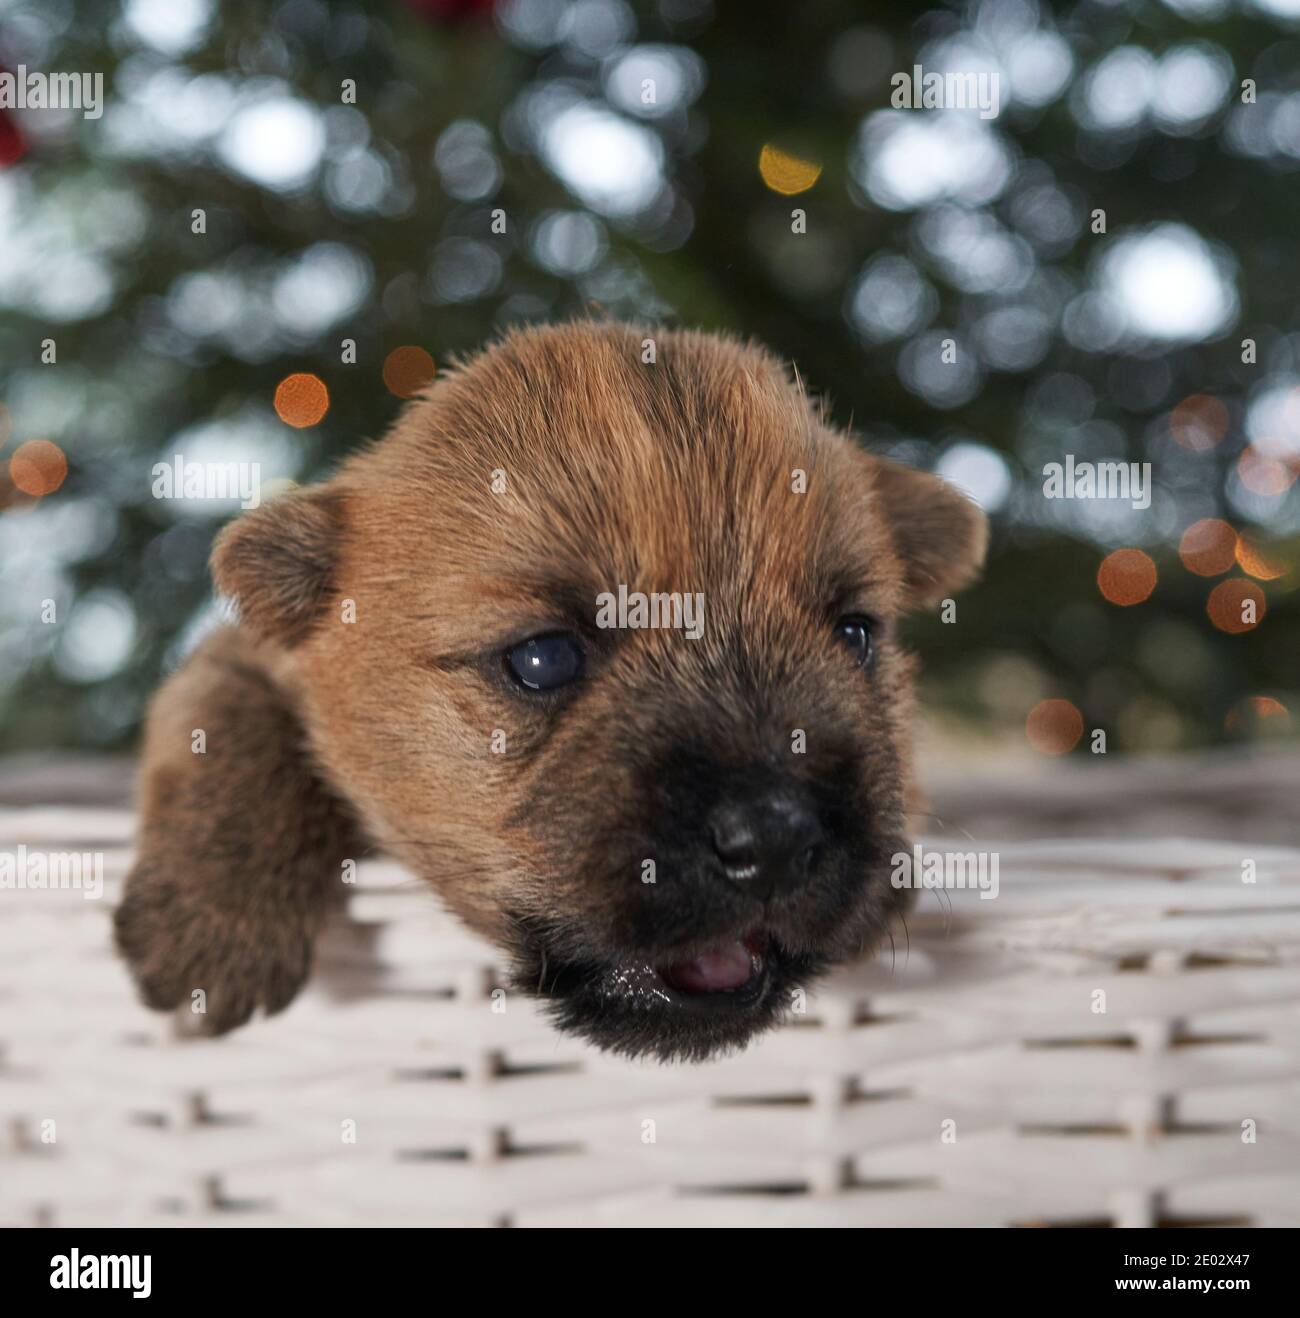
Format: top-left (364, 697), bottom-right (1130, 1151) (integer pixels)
top-left (708, 787), bottom-right (823, 898)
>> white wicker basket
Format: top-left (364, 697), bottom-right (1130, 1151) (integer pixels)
top-left (3, 805), bottom-right (1299, 1228)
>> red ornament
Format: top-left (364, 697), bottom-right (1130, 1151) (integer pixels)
top-left (0, 68), bottom-right (27, 167)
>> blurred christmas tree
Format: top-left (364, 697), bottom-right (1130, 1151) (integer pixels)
top-left (0, 0), bottom-right (1297, 755)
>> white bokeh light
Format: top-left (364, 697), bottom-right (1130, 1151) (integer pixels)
top-left (532, 210), bottom-right (608, 275)
top-left (1097, 224), bottom-right (1237, 343)
top-left (540, 102), bottom-right (664, 217)
top-left (1246, 378), bottom-right (1300, 459)
top-left (604, 45), bottom-right (706, 118)
top-left (898, 330), bottom-right (983, 409)
top-left (123, 0), bottom-right (213, 55)
top-left (936, 441), bottom-right (1013, 511)
top-left (1161, 0), bottom-right (1228, 16)
top-left (915, 207), bottom-right (1034, 294)
top-left (847, 252), bottom-right (936, 343)
top-left (55, 589), bottom-right (138, 684)
top-left (1005, 30), bottom-right (1074, 107)
top-left (434, 121), bottom-right (502, 202)
top-left (218, 96), bottom-right (325, 191)
top-left (108, 68), bottom-right (237, 158)
top-left (272, 243), bottom-right (372, 336)
top-left (1081, 47), bottom-right (1154, 130)
top-left (167, 269), bottom-right (245, 341)
top-left (158, 409), bottom-right (303, 519)
top-left (1079, 42), bottom-right (1232, 135)
top-left (853, 111), bottom-right (1014, 211)
top-left (1248, 0), bottom-right (1300, 17)
top-left (1152, 44), bottom-right (1232, 130)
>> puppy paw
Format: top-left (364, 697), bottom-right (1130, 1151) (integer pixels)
top-left (114, 859), bottom-right (315, 1035)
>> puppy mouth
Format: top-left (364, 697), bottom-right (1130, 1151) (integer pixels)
top-left (519, 925), bottom-right (815, 1061)
top-left (553, 928), bottom-right (776, 1015)
top-left (653, 931), bottom-right (770, 1005)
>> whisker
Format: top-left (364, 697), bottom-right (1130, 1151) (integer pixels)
top-left (907, 810), bottom-right (978, 844)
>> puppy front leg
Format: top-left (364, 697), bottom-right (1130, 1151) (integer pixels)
top-left (114, 626), bottom-right (361, 1034)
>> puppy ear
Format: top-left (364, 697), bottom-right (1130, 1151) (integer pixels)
top-left (867, 457), bottom-right (989, 608)
top-left (211, 486), bottom-right (344, 645)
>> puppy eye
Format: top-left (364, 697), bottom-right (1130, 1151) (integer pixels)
top-left (832, 615), bottom-right (874, 668)
top-left (504, 632), bottom-right (585, 692)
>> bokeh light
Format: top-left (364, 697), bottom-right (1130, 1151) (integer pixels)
top-left (54, 587), bottom-right (137, 683)
top-left (273, 374), bottom-right (330, 428)
top-left (382, 347), bottom-right (437, 399)
top-left (853, 111), bottom-right (1012, 212)
top-left (1096, 223), bottom-right (1237, 345)
top-left (1097, 548), bottom-right (1157, 606)
top-left (1206, 579), bottom-right (1266, 634)
top-left (217, 94), bottom-right (325, 191)
top-left (123, 0), bottom-right (213, 56)
top-left (538, 100), bottom-right (664, 217)
top-left (1224, 695), bottom-right (1291, 737)
top-left (1236, 445), bottom-right (1296, 497)
top-left (9, 440), bottom-right (68, 497)
top-left (1169, 393), bottom-right (1228, 451)
top-left (1244, 379), bottom-right (1300, 460)
top-left (935, 442), bottom-right (1012, 512)
top-left (1235, 536), bottom-right (1288, 581)
top-left (758, 144), bottom-right (822, 196)
top-left (1178, 519), bottom-right (1237, 577)
top-left (4, 0), bottom-right (1299, 758)
top-left (1026, 699), bottom-right (1084, 755)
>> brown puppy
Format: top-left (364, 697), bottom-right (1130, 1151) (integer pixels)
top-left (114, 322), bottom-right (986, 1061)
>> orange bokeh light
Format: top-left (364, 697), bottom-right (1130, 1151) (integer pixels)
top-left (1225, 696), bottom-right (1290, 736)
top-left (9, 439), bottom-right (67, 497)
top-left (1235, 535), bottom-right (1288, 581)
top-left (1178, 518), bottom-right (1237, 577)
top-left (1237, 446), bottom-right (1296, 497)
top-left (274, 373), bottom-right (330, 428)
top-left (1169, 394), bottom-right (1228, 451)
top-left (1206, 578), bottom-right (1266, 634)
top-left (1097, 547), bottom-right (1157, 606)
top-left (1026, 699), bottom-right (1084, 755)
top-left (383, 346), bottom-right (437, 399)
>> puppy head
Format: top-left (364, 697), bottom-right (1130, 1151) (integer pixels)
top-left (214, 323), bottom-right (986, 1061)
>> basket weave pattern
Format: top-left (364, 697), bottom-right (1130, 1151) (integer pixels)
top-left (3, 806), bottom-right (1299, 1227)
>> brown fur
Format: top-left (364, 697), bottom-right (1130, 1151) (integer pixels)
top-left (115, 322), bottom-right (986, 1059)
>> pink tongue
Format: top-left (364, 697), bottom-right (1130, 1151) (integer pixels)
top-left (662, 940), bottom-right (755, 993)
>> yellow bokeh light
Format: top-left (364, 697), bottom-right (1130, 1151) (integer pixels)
top-left (758, 144), bottom-right (822, 196)
top-left (1235, 535), bottom-right (1288, 581)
